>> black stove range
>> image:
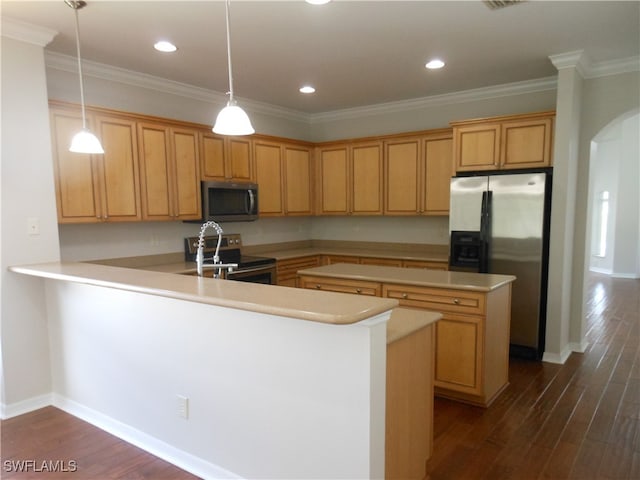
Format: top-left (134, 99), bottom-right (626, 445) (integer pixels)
top-left (184, 234), bottom-right (277, 284)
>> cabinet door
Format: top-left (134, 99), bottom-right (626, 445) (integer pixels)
top-left (171, 127), bottom-right (201, 220)
top-left (254, 140), bottom-right (284, 216)
top-left (352, 142), bottom-right (383, 215)
top-left (201, 133), bottom-right (253, 182)
top-left (501, 117), bottom-right (553, 169)
top-left (200, 132), bottom-right (226, 180)
top-left (384, 138), bottom-right (421, 214)
top-left (284, 145), bottom-right (313, 215)
top-left (317, 146), bottom-right (349, 214)
top-left (423, 135), bottom-right (452, 216)
top-left (95, 115), bottom-right (141, 222)
top-left (50, 109), bottom-right (102, 223)
top-left (434, 313), bottom-right (483, 396)
top-left (228, 137), bottom-right (253, 182)
top-left (138, 123), bottom-right (172, 220)
top-left (454, 123), bottom-right (501, 172)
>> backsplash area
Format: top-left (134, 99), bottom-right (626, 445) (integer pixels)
top-left (58, 216), bottom-right (449, 261)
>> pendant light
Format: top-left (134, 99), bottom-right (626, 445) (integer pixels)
top-left (213, 0), bottom-right (255, 136)
top-left (65, 0), bottom-right (104, 154)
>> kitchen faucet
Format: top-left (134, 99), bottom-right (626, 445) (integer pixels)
top-left (196, 220), bottom-right (238, 278)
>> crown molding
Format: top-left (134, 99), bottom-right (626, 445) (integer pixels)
top-left (44, 51), bottom-right (310, 124)
top-left (549, 50), bottom-right (639, 79)
top-left (45, 49), bottom-right (639, 126)
top-left (310, 76), bottom-right (558, 123)
top-left (1, 17), bottom-right (57, 47)
top-left (585, 56), bottom-right (640, 79)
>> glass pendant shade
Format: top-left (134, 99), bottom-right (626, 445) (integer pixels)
top-left (213, 102), bottom-right (255, 136)
top-left (69, 128), bottom-right (105, 154)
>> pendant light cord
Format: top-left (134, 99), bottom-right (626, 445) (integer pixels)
top-left (224, 0), bottom-right (235, 104)
top-left (72, 5), bottom-right (88, 129)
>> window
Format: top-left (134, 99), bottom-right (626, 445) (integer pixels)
top-left (594, 191), bottom-right (610, 257)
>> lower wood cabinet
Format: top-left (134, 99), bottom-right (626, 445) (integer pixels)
top-left (276, 256), bottom-right (321, 287)
top-left (298, 275), bottom-right (381, 296)
top-left (297, 271), bottom-right (510, 407)
top-left (386, 315), bottom-right (435, 480)
top-left (383, 283), bottom-right (511, 407)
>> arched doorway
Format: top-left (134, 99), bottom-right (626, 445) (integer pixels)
top-left (587, 109), bottom-right (640, 279)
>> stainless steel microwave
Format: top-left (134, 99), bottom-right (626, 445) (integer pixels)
top-left (201, 181), bottom-right (258, 222)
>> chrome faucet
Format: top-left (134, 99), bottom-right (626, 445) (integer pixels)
top-left (195, 220), bottom-right (238, 278)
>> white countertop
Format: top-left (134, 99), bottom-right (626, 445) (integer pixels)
top-left (9, 262), bottom-right (398, 325)
top-left (297, 263), bottom-right (516, 292)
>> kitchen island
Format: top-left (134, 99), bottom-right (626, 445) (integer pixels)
top-left (298, 263), bottom-right (516, 407)
top-left (10, 261), bottom-right (402, 479)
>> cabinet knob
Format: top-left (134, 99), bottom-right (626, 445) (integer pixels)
top-left (356, 288), bottom-right (362, 294)
top-left (402, 293), bottom-right (408, 299)
top-left (315, 284), bottom-right (322, 289)
top-left (453, 298), bottom-right (460, 304)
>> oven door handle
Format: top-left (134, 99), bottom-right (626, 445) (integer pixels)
top-left (228, 264), bottom-right (274, 275)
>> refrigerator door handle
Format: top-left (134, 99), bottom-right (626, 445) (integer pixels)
top-left (479, 190), bottom-right (492, 273)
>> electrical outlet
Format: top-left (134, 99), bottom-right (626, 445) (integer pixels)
top-left (176, 395), bottom-right (189, 419)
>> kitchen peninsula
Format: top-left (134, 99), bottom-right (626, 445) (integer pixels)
top-left (297, 263), bottom-right (516, 407)
top-left (9, 261), bottom-right (402, 479)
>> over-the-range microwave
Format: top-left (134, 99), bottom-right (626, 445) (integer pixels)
top-left (200, 181), bottom-right (259, 222)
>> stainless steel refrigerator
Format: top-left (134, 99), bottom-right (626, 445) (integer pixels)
top-left (449, 169), bottom-right (552, 360)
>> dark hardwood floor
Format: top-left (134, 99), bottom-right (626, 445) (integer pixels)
top-left (1, 273), bottom-right (638, 479)
top-left (426, 273), bottom-right (640, 480)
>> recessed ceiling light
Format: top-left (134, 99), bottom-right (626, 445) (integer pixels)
top-left (306, 0), bottom-right (331, 4)
top-left (300, 85), bottom-right (316, 94)
top-left (154, 41), bottom-right (177, 53)
top-left (425, 59), bottom-right (445, 69)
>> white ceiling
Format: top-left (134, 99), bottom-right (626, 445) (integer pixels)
top-left (2, 0), bottom-right (639, 114)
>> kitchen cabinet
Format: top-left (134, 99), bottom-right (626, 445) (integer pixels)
top-left (322, 254), bottom-right (361, 265)
top-left (276, 256), bottom-right (321, 287)
top-left (452, 111), bottom-right (554, 172)
top-left (298, 275), bottom-right (382, 296)
top-left (383, 283), bottom-right (511, 407)
top-left (296, 263), bottom-right (512, 407)
top-left (316, 141), bottom-right (383, 215)
top-left (137, 122), bottom-right (201, 221)
top-left (360, 257), bottom-right (403, 267)
top-left (402, 259), bottom-right (448, 271)
top-left (50, 107), bottom-right (141, 223)
top-left (283, 143), bottom-right (313, 215)
top-left (386, 310), bottom-right (436, 480)
top-left (254, 140), bottom-right (313, 216)
top-left (384, 130), bottom-right (452, 216)
top-left (200, 132), bottom-right (253, 182)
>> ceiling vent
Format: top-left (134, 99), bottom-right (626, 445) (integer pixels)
top-left (483, 0), bottom-right (525, 10)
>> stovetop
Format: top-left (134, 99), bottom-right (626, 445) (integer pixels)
top-left (184, 234), bottom-right (275, 268)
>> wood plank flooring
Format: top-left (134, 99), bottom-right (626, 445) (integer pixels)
top-left (426, 273), bottom-right (640, 480)
top-left (1, 273), bottom-right (638, 479)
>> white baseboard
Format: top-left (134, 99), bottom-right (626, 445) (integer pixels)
top-left (52, 394), bottom-right (242, 480)
top-left (1, 393), bottom-right (53, 419)
top-left (542, 340), bottom-right (589, 364)
top-left (612, 272), bottom-right (640, 279)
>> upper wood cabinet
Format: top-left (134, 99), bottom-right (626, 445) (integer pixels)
top-left (200, 132), bottom-right (253, 182)
top-left (452, 111), bottom-right (554, 172)
top-left (137, 122), bottom-right (201, 221)
top-left (316, 140), bottom-right (383, 215)
top-left (254, 139), bottom-right (313, 217)
top-left (384, 130), bottom-right (452, 216)
top-left (50, 107), bottom-right (141, 223)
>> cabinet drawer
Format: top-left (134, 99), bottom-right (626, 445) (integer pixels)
top-left (299, 276), bottom-right (382, 296)
top-left (360, 257), bottom-right (403, 267)
top-left (402, 259), bottom-right (448, 271)
top-left (322, 255), bottom-right (361, 265)
top-left (382, 284), bottom-right (485, 315)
